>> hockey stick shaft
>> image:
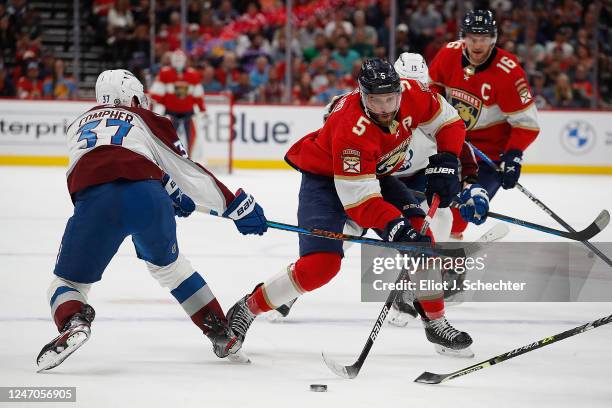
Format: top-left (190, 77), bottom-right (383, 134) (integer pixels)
top-left (411, 191), bottom-right (608, 241)
top-left (323, 195), bottom-right (440, 379)
top-left (415, 313), bottom-right (612, 384)
top-left (195, 198), bottom-right (467, 258)
top-left (468, 142), bottom-right (612, 266)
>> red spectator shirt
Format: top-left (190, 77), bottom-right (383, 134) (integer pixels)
top-left (150, 67), bottom-right (205, 114)
top-left (17, 77), bottom-right (43, 99)
top-left (285, 81), bottom-right (466, 230)
top-left (429, 42), bottom-right (539, 160)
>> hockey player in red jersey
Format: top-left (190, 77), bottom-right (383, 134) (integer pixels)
top-left (428, 9), bottom-right (540, 239)
top-left (150, 49), bottom-right (206, 155)
top-left (36, 69), bottom-right (267, 372)
top-left (227, 58), bottom-right (475, 357)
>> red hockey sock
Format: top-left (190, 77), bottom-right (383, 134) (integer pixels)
top-left (293, 252), bottom-right (342, 292)
top-left (246, 252), bottom-right (342, 315)
top-left (191, 298), bottom-right (226, 334)
top-left (53, 300), bottom-right (84, 331)
top-left (419, 297), bottom-right (445, 320)
top-left (451, 207), bottom-right (468, 235)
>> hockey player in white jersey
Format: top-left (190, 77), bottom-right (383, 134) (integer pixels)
top-left (36, 70), bottom-right (267, 372)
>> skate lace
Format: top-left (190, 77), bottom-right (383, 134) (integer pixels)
top-left (231, 302), bottom-right (255, 337)
top-left (430, 317), bottom-right (462, 341)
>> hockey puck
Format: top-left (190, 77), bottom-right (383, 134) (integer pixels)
top-left (310, 384), bottom-right (327, 392)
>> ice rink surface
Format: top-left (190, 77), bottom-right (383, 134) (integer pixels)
top-left (1, 166), bottom-right (611, 407)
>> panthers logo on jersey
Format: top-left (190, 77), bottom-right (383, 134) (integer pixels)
top-left (448, 88), bottom-right (482, 130)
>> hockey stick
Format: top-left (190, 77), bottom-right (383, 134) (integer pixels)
top-left (322, 221), bottom-right (509, 379)
top-left (321, 194), bottom-right (441, 380)
top-left (468, 142), bottom-right (612, 266)
top-left (415, 313), bottom-right (612, 384)
top-left (411, 191), bottom-right (609, 241)
top-left (194, 203), bottom-right (502, 258)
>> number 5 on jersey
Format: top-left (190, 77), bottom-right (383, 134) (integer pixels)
top-left (352, 116), bottom-right (371, 136)
top-left (77, 119), bottom-right (134, 149)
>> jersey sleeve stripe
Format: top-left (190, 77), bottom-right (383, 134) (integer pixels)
top-left (342, 193), bottom-right (383, 210)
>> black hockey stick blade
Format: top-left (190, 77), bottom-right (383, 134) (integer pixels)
top-left (322, 352), bottom-right (360, 379)
top-left (487, 209), bottom-right (610, 241)
top-left (414, 313), bottom-right (612, 385)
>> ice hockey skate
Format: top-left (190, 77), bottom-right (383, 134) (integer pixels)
top-left (36, 304), bottom-right (95, 372)
top-left (202, 311), bottom-right (250, 363)
top-left (414, 301), bottom-right (474, 358)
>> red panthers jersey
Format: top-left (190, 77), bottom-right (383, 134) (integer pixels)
top-left (285, 80), bottom-right (466, 230)
top-left (150, 67), bottom-right (205, 114)
top-left (429, 42), bottom-right (539, 160)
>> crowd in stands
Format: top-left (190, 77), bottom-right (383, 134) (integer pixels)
top-left (0, 0), bottom-right (609, 108)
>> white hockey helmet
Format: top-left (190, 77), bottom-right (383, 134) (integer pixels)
top-left (394, 53), bottom-right (429, 84)
top-left (95, 69), bottom-right (149, 109)
top-left (170, 49), bottom-right (187, 71)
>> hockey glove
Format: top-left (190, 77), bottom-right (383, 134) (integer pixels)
top-left (458, 184), bottom-right (489, 225)
top-left (223, 189), bottom-right (268, 236)
top-left (383, 217), bottom-right (431, 244)
top-left (425, 152), bottom-right (460, 208)
top-left (161, 173), bottom-right (195, 218)
top-left (499, 150), bottom-right (523, 189)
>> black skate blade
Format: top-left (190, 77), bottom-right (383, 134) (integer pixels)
top-left (414, 371), bottom-right (446, 384)
top-left (322, 352), bottom-right (359, 379)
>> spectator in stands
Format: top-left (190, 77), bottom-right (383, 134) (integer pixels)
top-left (299, 16), bottom-right (324, 51)
top-left (16, 61), bottom-right (43, 99)
top-left (230, 67), bottom-right (255, 102)
top-left (303, 32), bottom-right (328, 63)
top-left (240, 32), bottom-right (272, 72)
top-left (325, 9), bottom-right (353, 37)
top-left (293, 71), bottom-right (315, 104)
top-left (216, 51), bottom-right (240, 89)
top-left (395, 23), bottom-right (411, 56)
top-left (249, 55), bottom-right (270, 89)
top-left (201, 64), bottom-right (223, 93)
top-left (258, 67), bottom-right (285, 103)
top-left (546, 30), bottom-right (574, 60)
top-left (0, 63), bottom-right (16, 97)
top-left (332, 35), bottom-right (360, 75)
top-left (352, 9), bottom-right (377, 47)
top-left (572, 63), bottom-right (593, 101)
top-left (43, 59), bottom-right (75, 99)
top-left (410, 0), bottom-right (442, 50)
top-left (543, 72), bottom-right (588, 108)
top-left (185, 23), bottom-right (207, 61)
top-left (530, 70), bottom-right (550, 109)
top-left (271, 28), bottom-right (301, 62)
top-left (352, 27), bottom-right (374, 58)
top-left (215, 0), bottom-right (239, 26)
top-left (108, 0), bottom-right (134, 33)
top-left (315, 70), bottom-right (346, 104)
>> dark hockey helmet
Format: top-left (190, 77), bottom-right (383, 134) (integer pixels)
top-left (358, 58), bottom-right (401, 125)
top-left (460, 10), bottom-right (497, 38)
top-left (358, 58), bottom-right (401, 95)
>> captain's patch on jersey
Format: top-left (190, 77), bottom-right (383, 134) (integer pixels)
top-left (342, 149), bottom-right (361, 174)
top-left (449, 88), bottom-right (482, 130)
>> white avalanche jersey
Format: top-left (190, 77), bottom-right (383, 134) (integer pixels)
top-left (65, 104), bottom-right (234, 211)
top-left (392, 127), bottom-right (437, 177)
